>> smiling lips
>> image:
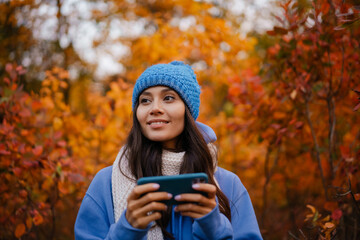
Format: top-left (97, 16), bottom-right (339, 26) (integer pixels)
top-left (147, 120), bottom-right (170, 128)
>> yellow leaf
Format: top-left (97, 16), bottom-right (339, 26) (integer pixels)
top-left (322, 215), bottom-right (330, 222)
top-left (53, 117), bottom-right (63, 131)
top-left (306, 204), bottom-right (316, 214)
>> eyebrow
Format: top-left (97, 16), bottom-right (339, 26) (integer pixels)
top-left (140, 87), bottom-right (175, 96)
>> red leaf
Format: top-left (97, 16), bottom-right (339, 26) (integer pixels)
top-left (57, 140), bottom-right (67, 147)
top-left (354, 103), bottom-right (360, 111)
top-left (19, 190), bottom-right (28, 198)
top-left (295, 121), bottom-right (304, 129)
top-left (331, 209), bottom-right (342, 221)
top-left (274, 26), bottom-right (288, 35)
top-left (5, 63), bottom-right (13, 73)
top-left (4, 77), bottom-right (10, 85)
top-left (16, 65), bottom-right (27, 75)
top-left (13, 167), bottom-right (22, 177)
top-left (339, 145), bottom-right (350, 159)
top-left (53, 131), bottom-right (63, 140)
top-left (0, 119), bottom-right (15, 134)
top-left (275, 16), bottom-right (284, 24)
top-left (32, 146), bottom-right (43, 156)
top-left (271, 123), bottom-right (281, 130)
top-left (18, 144), bottom-right (26, 154)
top-left (267, 30), bottom-right (276, 36)
top-left (0, 149), bottom-right (11, 155)
top-left (19, 108), bottom-right (32, 118)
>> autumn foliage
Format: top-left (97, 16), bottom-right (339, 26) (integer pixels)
top-left (1, 0), bottom-right (360, 239)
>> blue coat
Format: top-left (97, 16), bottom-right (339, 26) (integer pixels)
top-left (74, 166), bottom-right (262, 239)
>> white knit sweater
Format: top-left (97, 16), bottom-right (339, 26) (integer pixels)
top-left (111, 144), bottom-right (217, 240)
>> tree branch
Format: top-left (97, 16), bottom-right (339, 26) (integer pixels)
top-left (305, 95), bottom-right (328, 199)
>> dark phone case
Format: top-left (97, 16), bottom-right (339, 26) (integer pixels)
top-left (137, 173), bottom-right (208, 205)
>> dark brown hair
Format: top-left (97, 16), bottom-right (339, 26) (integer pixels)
top-left (120, 103), bottom-right (231, 238)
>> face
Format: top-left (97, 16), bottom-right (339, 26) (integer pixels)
top-left (136, 86), bottom-right (186, 149)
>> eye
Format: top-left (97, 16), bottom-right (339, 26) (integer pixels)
top-left (139, 97), bottom-right (151, 104)
top-left (164, 95), bottom-right (175, 101)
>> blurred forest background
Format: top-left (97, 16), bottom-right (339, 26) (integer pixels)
top-left (1, 0), bottom-right (359, 239)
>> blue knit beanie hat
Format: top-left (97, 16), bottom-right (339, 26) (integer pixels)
top-left (132, 61), bottom-right (201, 119)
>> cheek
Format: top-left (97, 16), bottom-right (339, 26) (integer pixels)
top-left (176, 108), bottom-right (186, 128)
top-left (136, 108), bottom-right (146, 126)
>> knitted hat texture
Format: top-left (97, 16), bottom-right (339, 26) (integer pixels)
top-left (132, 61), bottom-right (201, 119)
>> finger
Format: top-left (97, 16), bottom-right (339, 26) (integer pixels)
top-left (175, 193), bottom-right (216, 209)
top-left (192, 183), bottom-right (216, 199)
top-left (132, 201), bottom-right (168, 218)
top-left (130, 211), bottom-right (162, 229)
top-left (175, 193), bottom-right (216, 208)
top-left (127, 183), bottom-right (160, 201)
top-left (128, 192), bottom-right (171, 212)
top-left (174, 203), bottom-right (210, 215)
top-left (137, 191), bottom-right (172, 206)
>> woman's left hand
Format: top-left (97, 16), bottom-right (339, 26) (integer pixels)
top-left (174, 183), bottom-right (217, 219)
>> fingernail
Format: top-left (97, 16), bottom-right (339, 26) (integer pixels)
top-left (153, 184), bottom-right (160, 188)
top-left (174, 206), bottom-right (178, 212)
top-left (167, 193), bottom-right (173, 198)
top-left (175, 195), bottom-right (181, 200)
top-left (192, 184), bottom-right (200, 189)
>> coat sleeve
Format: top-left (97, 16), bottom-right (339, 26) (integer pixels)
top-left (192, 204), bottom-right (233, 239)
top-left (230, 174), bottom-right (263, 240)
top-left (192, 170), bottom-right (263, 240)
top-left (75, 194), bottom-right (149, 240)
top-left (74, 167), bottom-right (150, 240)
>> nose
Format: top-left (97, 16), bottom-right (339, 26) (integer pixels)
top-left (150, 99), bottom-right (163, 115)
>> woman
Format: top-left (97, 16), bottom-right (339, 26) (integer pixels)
top-left (75, 61), bottom-right (262, 239)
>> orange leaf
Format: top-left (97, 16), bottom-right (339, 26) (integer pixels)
top-left (273, 111), bottom-right (287, 119)
top-left (59, 81), bottom-right (68, 89)
top-left (33, 214), bottom-right (44, 226)
top-left (354, 193), bottom-right (360, 201)
top-left (31, 101), bottom-right (43, 111)
top-left (26, 217), bottom-right (32, 229)
top-left (15, 223), bottom-right (26, 238)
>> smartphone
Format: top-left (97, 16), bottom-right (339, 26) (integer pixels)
top-left (137, 173), bottom-right (208, 205)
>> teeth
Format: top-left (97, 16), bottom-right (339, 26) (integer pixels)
top-left (149, 121), bottom-right (167, 125)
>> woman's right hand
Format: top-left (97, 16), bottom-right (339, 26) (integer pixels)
top-left (126, 183), bottom-right (172, 229)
